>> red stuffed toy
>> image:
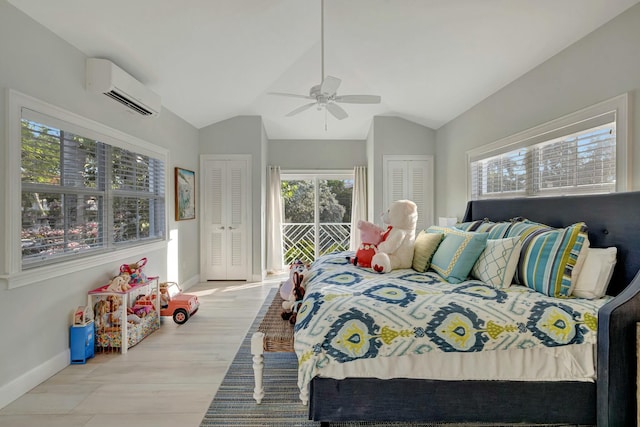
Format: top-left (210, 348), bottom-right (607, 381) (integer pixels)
top-left (349, 220), bottom-right (390, 268)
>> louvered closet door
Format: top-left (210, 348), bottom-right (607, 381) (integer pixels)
top-left (225, 160), bottom-right (248, 279)
top-left (203, 158), bottom-right (248, 280)
top-left (384, 156), bottom-right (434, 232)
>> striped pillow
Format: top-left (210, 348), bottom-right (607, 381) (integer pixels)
top-left (509, 221), bottom-right (588, 297)
top-left (455, 219), bottom-right (517, 240)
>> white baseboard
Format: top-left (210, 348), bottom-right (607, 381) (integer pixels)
top-left (251, 271), bottom-right (266, 282)
top-left (0, 349), bottom-right (69, 410)
top-left (180, 274), bottom-right (200, 291)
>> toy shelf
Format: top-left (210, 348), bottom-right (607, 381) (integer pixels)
top-left (88, 277), bottom-right (160, 354)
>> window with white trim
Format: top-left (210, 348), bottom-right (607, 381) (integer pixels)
top-left (280, 172), bottom-right (353, 264)
top-left (468, 94), bottom-right (629, 200)
top-left (19, 108), bottom-right (165, 268)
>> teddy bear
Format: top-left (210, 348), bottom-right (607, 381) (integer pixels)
top-left (348, 220), bottom-right (390, 268)
top-left (371, 199), bottom-right (418, 273)
top-left (106, 273), bottom-right (132, 292)
top-left (281, 260), bottom-right (309, 324)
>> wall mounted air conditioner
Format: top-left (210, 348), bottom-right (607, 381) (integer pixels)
top-left (86, 58), bottom-right (161, 117)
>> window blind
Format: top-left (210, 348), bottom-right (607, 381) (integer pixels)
top-left (471, 120), bottom-right (616, 200)
top-left (20, 110), bottom-right (165, 267)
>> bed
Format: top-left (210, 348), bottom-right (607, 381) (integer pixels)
top-left (294, 191), bottom-right (640, 426)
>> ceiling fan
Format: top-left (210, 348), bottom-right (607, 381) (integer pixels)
top-left (269, 0), bottom-right (381, 121)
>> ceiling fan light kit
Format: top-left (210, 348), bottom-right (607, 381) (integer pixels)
top-left (269, 0), bottom-right (381, 123)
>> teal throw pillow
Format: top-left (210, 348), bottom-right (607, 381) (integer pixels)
top-left (427, 226), bottom-right (488, 284)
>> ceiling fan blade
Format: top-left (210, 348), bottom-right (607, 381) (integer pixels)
top-left (334, 94), bottom-right (382, 104)
top-left (268, 92), bottom-right (314, 100)
top-left (286, 102), bottom-right (316, 117)
top-left (320, 76), bottom-right (341, 96)
top-left (326, 102), bottom-right (348, 120)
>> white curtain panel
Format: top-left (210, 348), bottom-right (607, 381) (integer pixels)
top-left (266, 165), bottom-right (284, 273)
top-left (349, 166), bottom-right (368, 251)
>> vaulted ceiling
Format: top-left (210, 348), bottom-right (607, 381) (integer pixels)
top-left (8, 0), bottom-right (640, 139)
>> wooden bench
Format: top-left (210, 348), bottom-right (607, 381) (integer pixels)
top-left (251, 291), bottom-right (295, 404)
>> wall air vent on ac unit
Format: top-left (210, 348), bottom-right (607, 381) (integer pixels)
top-left (85, 58), bottom-right (161, 117)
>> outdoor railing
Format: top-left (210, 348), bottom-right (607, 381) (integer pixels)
top-left (282, 222), bottom-right (351, 265)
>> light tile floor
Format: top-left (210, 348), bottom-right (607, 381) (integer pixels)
top-left (0, 277), bottom-right (282, 427)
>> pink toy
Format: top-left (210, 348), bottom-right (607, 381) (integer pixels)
top-left (120, 257), bottom-right (148, 284)
top-left (349, 220), bottom-right (389, 268)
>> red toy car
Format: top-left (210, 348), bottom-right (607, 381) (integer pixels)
top-left (159, 282), bottom-right (199, 324)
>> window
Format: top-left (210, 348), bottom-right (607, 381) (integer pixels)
top-left (281, 173), bottom-right (353, 264)
top-left (5, 90), bottom-right (167, 287)
top-left (468, 94), bottom-right (630, 200)
top-left (20, 110), bottom-right (165, 268)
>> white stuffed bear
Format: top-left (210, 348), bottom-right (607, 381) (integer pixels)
top-left (371, 200), bottom-right (418, 273)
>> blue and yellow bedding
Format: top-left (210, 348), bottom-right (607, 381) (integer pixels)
top-left (294, 252), bottom-right (611, 390)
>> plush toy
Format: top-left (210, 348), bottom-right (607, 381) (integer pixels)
top-left (348, 220), bottom-right (389, 268)
top-left (371, 200), bottom-right (418, 273)
top-left (107, 295), bottom-right (141, 325)
top-left (106, 273), bottom-right (132, 292)
top-left (279, 260), bottom-right (309, 300)
top-left (281, 261), bottom-right (309, 324)
top-left (120, 257), bottom-right (148, 284)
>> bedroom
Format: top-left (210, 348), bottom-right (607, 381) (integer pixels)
top-left (1, 0), bottom-right (640, 425)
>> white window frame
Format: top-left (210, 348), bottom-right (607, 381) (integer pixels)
top-left (281, 169), bottom-right (354, 261)
top-left (466, 93), bottom-right (631, 200)
top-left (2, 89), bottom-right (168, 289)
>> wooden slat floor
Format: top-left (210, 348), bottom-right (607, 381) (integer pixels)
top-left (0, 277), bottom-right (282, 427)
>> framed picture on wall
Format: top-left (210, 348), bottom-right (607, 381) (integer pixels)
top-left (175, 167), bottom-right (196, 221)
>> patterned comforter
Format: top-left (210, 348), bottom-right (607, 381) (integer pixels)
top-left (294, 252), bottom-right (611, 390)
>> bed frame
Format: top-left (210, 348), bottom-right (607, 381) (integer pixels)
top-left (308, 192), bottom-right (640, 426)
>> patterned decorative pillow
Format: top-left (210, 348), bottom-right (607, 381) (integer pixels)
top-left (412, 230), bottom-right (443, 272)
top-left (427, 226), bottom-right (488, 284)
top-left (471, 237), bottom-right (522, 288)
top-left (511, 222), bottom-right (589, 297)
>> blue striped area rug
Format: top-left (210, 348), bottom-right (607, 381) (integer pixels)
top-left (200, 289), bottom-right (582, 427)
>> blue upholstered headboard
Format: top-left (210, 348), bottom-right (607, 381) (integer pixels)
top-left (462, 191), bottom-right (640, 296)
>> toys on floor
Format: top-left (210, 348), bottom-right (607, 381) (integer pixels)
top-left (158, 282), bottom-right (200, 324)
top-left (281, 260), bottom-right (309, 324)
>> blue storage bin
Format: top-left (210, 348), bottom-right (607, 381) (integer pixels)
top-left (69, 322), bottom-right (95, 364)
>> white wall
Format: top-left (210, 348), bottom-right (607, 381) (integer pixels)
top-left (268, 139), bottom-right (366, 170)
top-left (0, 0), bottom-right (199, 408)
top-left (370, 116), bottom-right (437, 223)
top-left (435, 3), bottom-right (640, 221)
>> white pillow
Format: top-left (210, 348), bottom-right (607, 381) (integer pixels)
top-left (569, 237), bottom-right (590, 295)
top-left (571, 247), bottom-right (617, 299)
top-left (471, 237), bottom-right (522, 288)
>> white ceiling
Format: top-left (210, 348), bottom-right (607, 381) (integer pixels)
top-left (8, 0), bottom-right (640, 140)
